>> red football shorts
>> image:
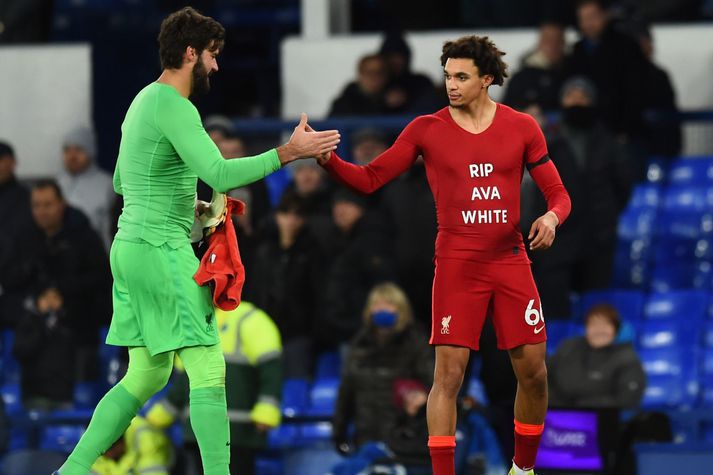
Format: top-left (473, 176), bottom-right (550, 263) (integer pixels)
top-left (430, 257), bottom-right (547, 350)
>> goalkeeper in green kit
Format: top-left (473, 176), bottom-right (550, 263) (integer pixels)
top-left (54, 7), bottom-right (340, 475)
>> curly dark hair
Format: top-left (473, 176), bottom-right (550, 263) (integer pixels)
top-left (158, 7), bottom-right (225, 70)
top-left (440, 35), bottom-right (508, 86)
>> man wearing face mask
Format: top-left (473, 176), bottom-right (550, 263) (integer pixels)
top-left (521, 77), bottom-right (634, 318)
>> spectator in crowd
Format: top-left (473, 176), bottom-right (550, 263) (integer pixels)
top-left (332, 282), bottom-right (433, 452)
top-left (319, 189), bottom-right (394, 347)
top-left (58, 126), bottom-right (116, 249)
top-left (548, 304), bottom-right (646, 408)
top-left (349, 129), bottom-right (391, 212)
top-left (351, 129), bottom-right (389, 166)
top-left (378, 33), bottom-right (441, 113)
top-left (148, 301), bottom-right (282, 475)
top-left (244, 192), bottom-right (322, 379)
top-left (329, 54), bottom-right (389, 116)
top-left (198, 115), bottom-right (271, 230)
top-left (378, 157), bottom-right (436, 328)
top-left (285, 159), bottom-right (333, 219)
top-left (503, 22), bottom-right (567, 111)
top-left (634, 24), bottom-right (682, 157)
top-left (8, 180), bottom-right (111, 386)
top-left (521, 77), bottom-right (633, 318)
top-left (566, 0), bottom-right (649, 141)
top-left (0, 141), bottom-right (32, 328)
top-left (329, 380), bottom-right (430, 475)
top-left (89, 416), bottom-right (173, 475)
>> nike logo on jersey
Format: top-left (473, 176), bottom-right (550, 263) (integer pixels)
top-left (534, 325), bottom-right (545, 334)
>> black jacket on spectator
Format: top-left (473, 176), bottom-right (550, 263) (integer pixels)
top-left (379, 164), bottom-right (437, 327)
top-left (386, 404), bottom-right (430, 462)
top-left (0, 178), bottom-right (32, 328)
top-left (319, 218), bottom-right (395, 345)
top-left (13, 304), bottom-right (76, 404)
top-left (333, 325), bottom-right (433, 447)
top-left (244, 220), bottom-right (323, 342)
top-left (548, 336), bottom-right (646, 409)
top-left (329, 83), bottom-right (388, 117)
top-left (522, 122), bottom-right (633, 317)
top-left (5, 207), bottom-right (111, 345)
top-left (641, 61), bottom-right (682, 157)
top-left (503, 55), bottom-right (566, 111)
top-left (566, 25), bottom-right (649, 138)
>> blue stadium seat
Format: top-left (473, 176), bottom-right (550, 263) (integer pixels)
top-left (657, 211), bottom-right (713, 239)
top-left (1, 382), bottom-right (22, 415)
top-left (74, 382), bottom-right (100, 409)
top-left (653, 237), bottom-right (704, 262)
top-left (578, 289), bottom-right (645, 322)
top-left (662, 186), bottom-right (712, 212)
top-left (618, 208), bottom-right (658, 240)
top-left (701, 376), bottom-right (713, 406)
top-left (281, 379), bottom-right (309, 417)
top-left (544, 321), bottom-right (577, 354)
top-left (638, 320), bottom-right (698, 350)
top-left (629, 184), bottom-right (663, 209)
top-left (300, 421), bottom-right (333, 444)
top-left (643, 375), bottom-right (687, 408)
top-left (643, 290), bottom-right (708, 320)
top-left (254, 457), bottom-right (284, 475)
top-left (465, 377), bottom-right (489, 405)
top-left (0, 449), bottom-right (67, 475)
top-left (704, 321), bottom-right (713, 347)
top-left (639, 348), bottom-right (688, 377)
top-left (265, 168), bottom-right (292, 207)
top-left (612, 254), bottom-right (650, 289)
top-left (314, 351), bottom-right (341, 380)
top-left (644, 158), bottom-right (668, 184)
top-left (40, 425), bottom-right (86, 453)
top-left (703, 349), bottom-right (713, 376)
top-left (650, 262), bottom-right (698, 291)
top-left (668, 158), bottom-right (713, 186)
top-left (307, 378), bottom-right (340, 417)
top-left (284, 447), bottom-right (344, 475)
top-left (1, 331), bottom-right (20, 383)
top-left (267, 423), bottom-right (300, 449)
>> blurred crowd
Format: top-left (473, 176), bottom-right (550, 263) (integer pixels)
top-left (0, 0), bottom-right (691, 473)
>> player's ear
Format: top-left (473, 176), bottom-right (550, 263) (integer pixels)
top-left (184, 46), bottom-right (197, 64)
top-left (482, 74), bottom-right (494, 89)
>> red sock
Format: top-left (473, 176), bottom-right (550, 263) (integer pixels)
top-left (428, 435), bottom-right (456, 475)
top-left (513, 419), bottom-right (544, 470)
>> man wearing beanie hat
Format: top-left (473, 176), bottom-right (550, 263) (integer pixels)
top-left (57, 125), bottom-right (115, 249)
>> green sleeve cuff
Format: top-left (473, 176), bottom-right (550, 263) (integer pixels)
top-left (266, 148), bottom-right (282, 171)
top-left (250, 401), bottom-right (281, 427)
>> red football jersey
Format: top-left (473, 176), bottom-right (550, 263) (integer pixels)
top-left (323, 104), bottom-right (571, 263)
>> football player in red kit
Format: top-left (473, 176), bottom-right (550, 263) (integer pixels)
top-left (316, 35), bottom-right (571, 475)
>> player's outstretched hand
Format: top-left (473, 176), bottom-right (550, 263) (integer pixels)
top-left (528, 211), bottom-right (558, 251)
top-left (305, 123), bottom-right (333, 165)
top-left (277, 113), bottom-right (340, 165)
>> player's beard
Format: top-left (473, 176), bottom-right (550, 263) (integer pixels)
top-left (191, 56), bottom-right (211, 97)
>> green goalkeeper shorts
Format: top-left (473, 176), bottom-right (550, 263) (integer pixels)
top-left (106, 238), bottom-right (219, 355)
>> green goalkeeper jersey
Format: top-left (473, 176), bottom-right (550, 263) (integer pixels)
top-left (113, 82), bottom-right (281, 248)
